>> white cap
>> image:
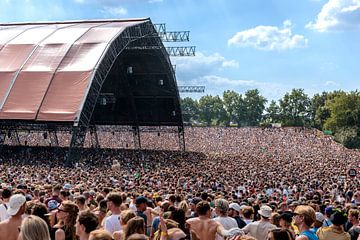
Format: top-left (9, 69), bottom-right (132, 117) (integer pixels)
top-left (7, 194), bottom-right (26, 216)
top-left (258, 205), bottom-right (272, 218)
top-left (229, 203), bottom-right (241, 212)
top-left (315, 212), bottom-right (325, 222)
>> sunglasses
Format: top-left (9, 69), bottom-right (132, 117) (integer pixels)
top-left (57, 208), bottom-right (69, 213)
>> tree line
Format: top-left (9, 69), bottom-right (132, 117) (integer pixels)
top-left (180, 89), bottom-right (360, 148)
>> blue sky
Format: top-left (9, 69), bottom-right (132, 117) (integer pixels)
top-left (1, 0), bottom-right (359, 101)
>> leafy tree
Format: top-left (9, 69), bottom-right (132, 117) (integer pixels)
top-left (223, 90), bottom-right (240, 126)
top-left (180, 97), bottom-right (198, 123)
top-left (323, 91), bottom-right (360, 148)
top-left (243, 89), bottom-right (267, 126)
top-left (265, 100), bottom-right (281, 123)
top-left (198, 95), bottom-right (227, 126)
top-left (279, 88), bottom-right (310, 126)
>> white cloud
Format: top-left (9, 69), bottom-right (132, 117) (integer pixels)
top-left (101, 6), bottom-right (127, 16)
top-left (325, 80), bottom-right (340, 86)
top-left (222, 60), bottom-right (239, 68)
top-left (306, 0), bottom-right (360, 31)
top-left (172, 52), bottom-right (239, 80)
top-left (228, 20), bottom-right (308, 51)
top-left (149, 0), bottom-right (163, 3)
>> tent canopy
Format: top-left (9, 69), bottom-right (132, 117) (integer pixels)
top-left (0, 19), bottom-right (147, 122)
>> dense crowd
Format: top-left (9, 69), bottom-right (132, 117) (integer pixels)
top-left (1, 127), bottom-right (360, 240)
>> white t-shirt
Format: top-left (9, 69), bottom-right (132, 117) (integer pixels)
top-left (214, 216), bottom-right (238, 240)
top-left (104, 214), bottom-right (121, 234)
top-left (0, 203), bottom-right (10, 222)
top-left (242, 220), bottom-right (277, 240)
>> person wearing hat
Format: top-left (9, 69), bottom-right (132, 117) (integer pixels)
top-left (293, 205), bottom-right (318, 240)
top-left (214, 199), bottom-right (238, 240)
top-left (0, 194), bottom-right (26, 240)
top-left (316, 209), bottom-right (350, 240)
top-left (323, 206), bottom-right (333, 227)
top-left (242, 205), bottom-right (277, 240)
top-left (310, 212), bottom-right (325, 234)
top-left (228, 202), bottom-right (246, 228)
top-left (135, 196), bottom-right (149, 229)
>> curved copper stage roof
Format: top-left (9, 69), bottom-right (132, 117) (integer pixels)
top-left (0, 19), bottom-right (146, 122)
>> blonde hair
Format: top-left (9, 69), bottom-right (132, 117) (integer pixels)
top-left (89, 229), bottom-right (112, 240)
top-left (178, 200), bottom-right (189, 213)
top-left (294, 205), bottom-right (316, 227)
top-left (19, 215), bottom-right (50, 240)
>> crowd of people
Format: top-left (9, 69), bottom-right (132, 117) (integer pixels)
top-left (0, 126), bottom-right (360, 240)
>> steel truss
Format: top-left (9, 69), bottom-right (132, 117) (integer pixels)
top-left (178, 86), bottom-right (205, 93)
top-left (68, 21), bottom-right (158, 165)
top-left (159, 31), bottom-right (190, 42)
top-left (166, 46), bottom-right (196, 56)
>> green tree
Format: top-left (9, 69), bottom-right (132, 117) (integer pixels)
top-left (265, 100), bottom-right (281, 123)
top-left (223, 90), bottom-right (240, 126)
top-left (279, 88), bottom-right (310, 126)
top-left (198, 95), bottom-right (227, 126)
top-left (180, 97), bottom-right (199, 123)
top-left (243, 89), bottom-right (267, 126)
top-left (323, 91), bottom-right (360, 148)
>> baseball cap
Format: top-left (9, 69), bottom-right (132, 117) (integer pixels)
top-left (135, 196), bottom-right (149, 205)
top-left (229, 203), bottom-right (241, 212)
top-left (315, 212), bottom-right (325, 222)
top-left (47, 200), bottom-right (60, 211)
top-left (7, 194), bottom-right (26, 216)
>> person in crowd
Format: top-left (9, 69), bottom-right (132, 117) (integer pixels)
top-left (267, 228), bottom-right (295, 240)
top-left (53, 200), bottom-right (79, 240)
top-left (317, 209), bottom-right (350, 240)
top-left (242, 205), bottom-right (277, 240)
top-left (348, 209), bottom-right (360, 240)
top-left (0, 188), bottom-right (12, 222)
top-left (213, 199), bottom-right (238, 239)
top-left (75, 195), bottom-right (89, 212)
top-left (104, 192), bottom-right (123, 234)
top-left (88, 229), bottom-right (113, 240)
top-left (293, 205), bottom-right (318, 240)
top-left (310, 212), bottom-right (325, 234)
top-left (186, 201), bottom-right (242, 240)
top-left (113, 210), bottom-right (137, 240)
top-left (0, 194), bottom-right (26, 240)
top-left (18, 215), bottom-right (51, 240)
top-left (241, 206), bottom-right (254, 225)
top-left (76, 211), bottom-right (99, 240)
top-left (123, 216), bottom-right (146, 239)
top-left (45, 185), bottom-right (62, 205)
top-left (228, 203), bottom-right (247, 228)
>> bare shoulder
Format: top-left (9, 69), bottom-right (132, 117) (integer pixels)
top-left (55, 228), bottom-right (65, 240)
top-left (296, 235), bottom-right (309, 240)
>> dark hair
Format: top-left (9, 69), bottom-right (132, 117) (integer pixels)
top-left (78, 211), bottom-right (99, 234)
top-left (31, 203), bottom-right (50, 227)
top-left (75, 195), bottom-right (86, 205)
top-left (330, 209), bottom-right (348, 226)
top-left (196, 201), bottom-right (210, 216)
top-left (107, 192), bottom-right (122, 207)
top-left (269, 228), bottom-right (294, 240)
top-left (171, 208), bottom-right (186, 231)
top-left (1, 188), bottom-right (12, 199)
